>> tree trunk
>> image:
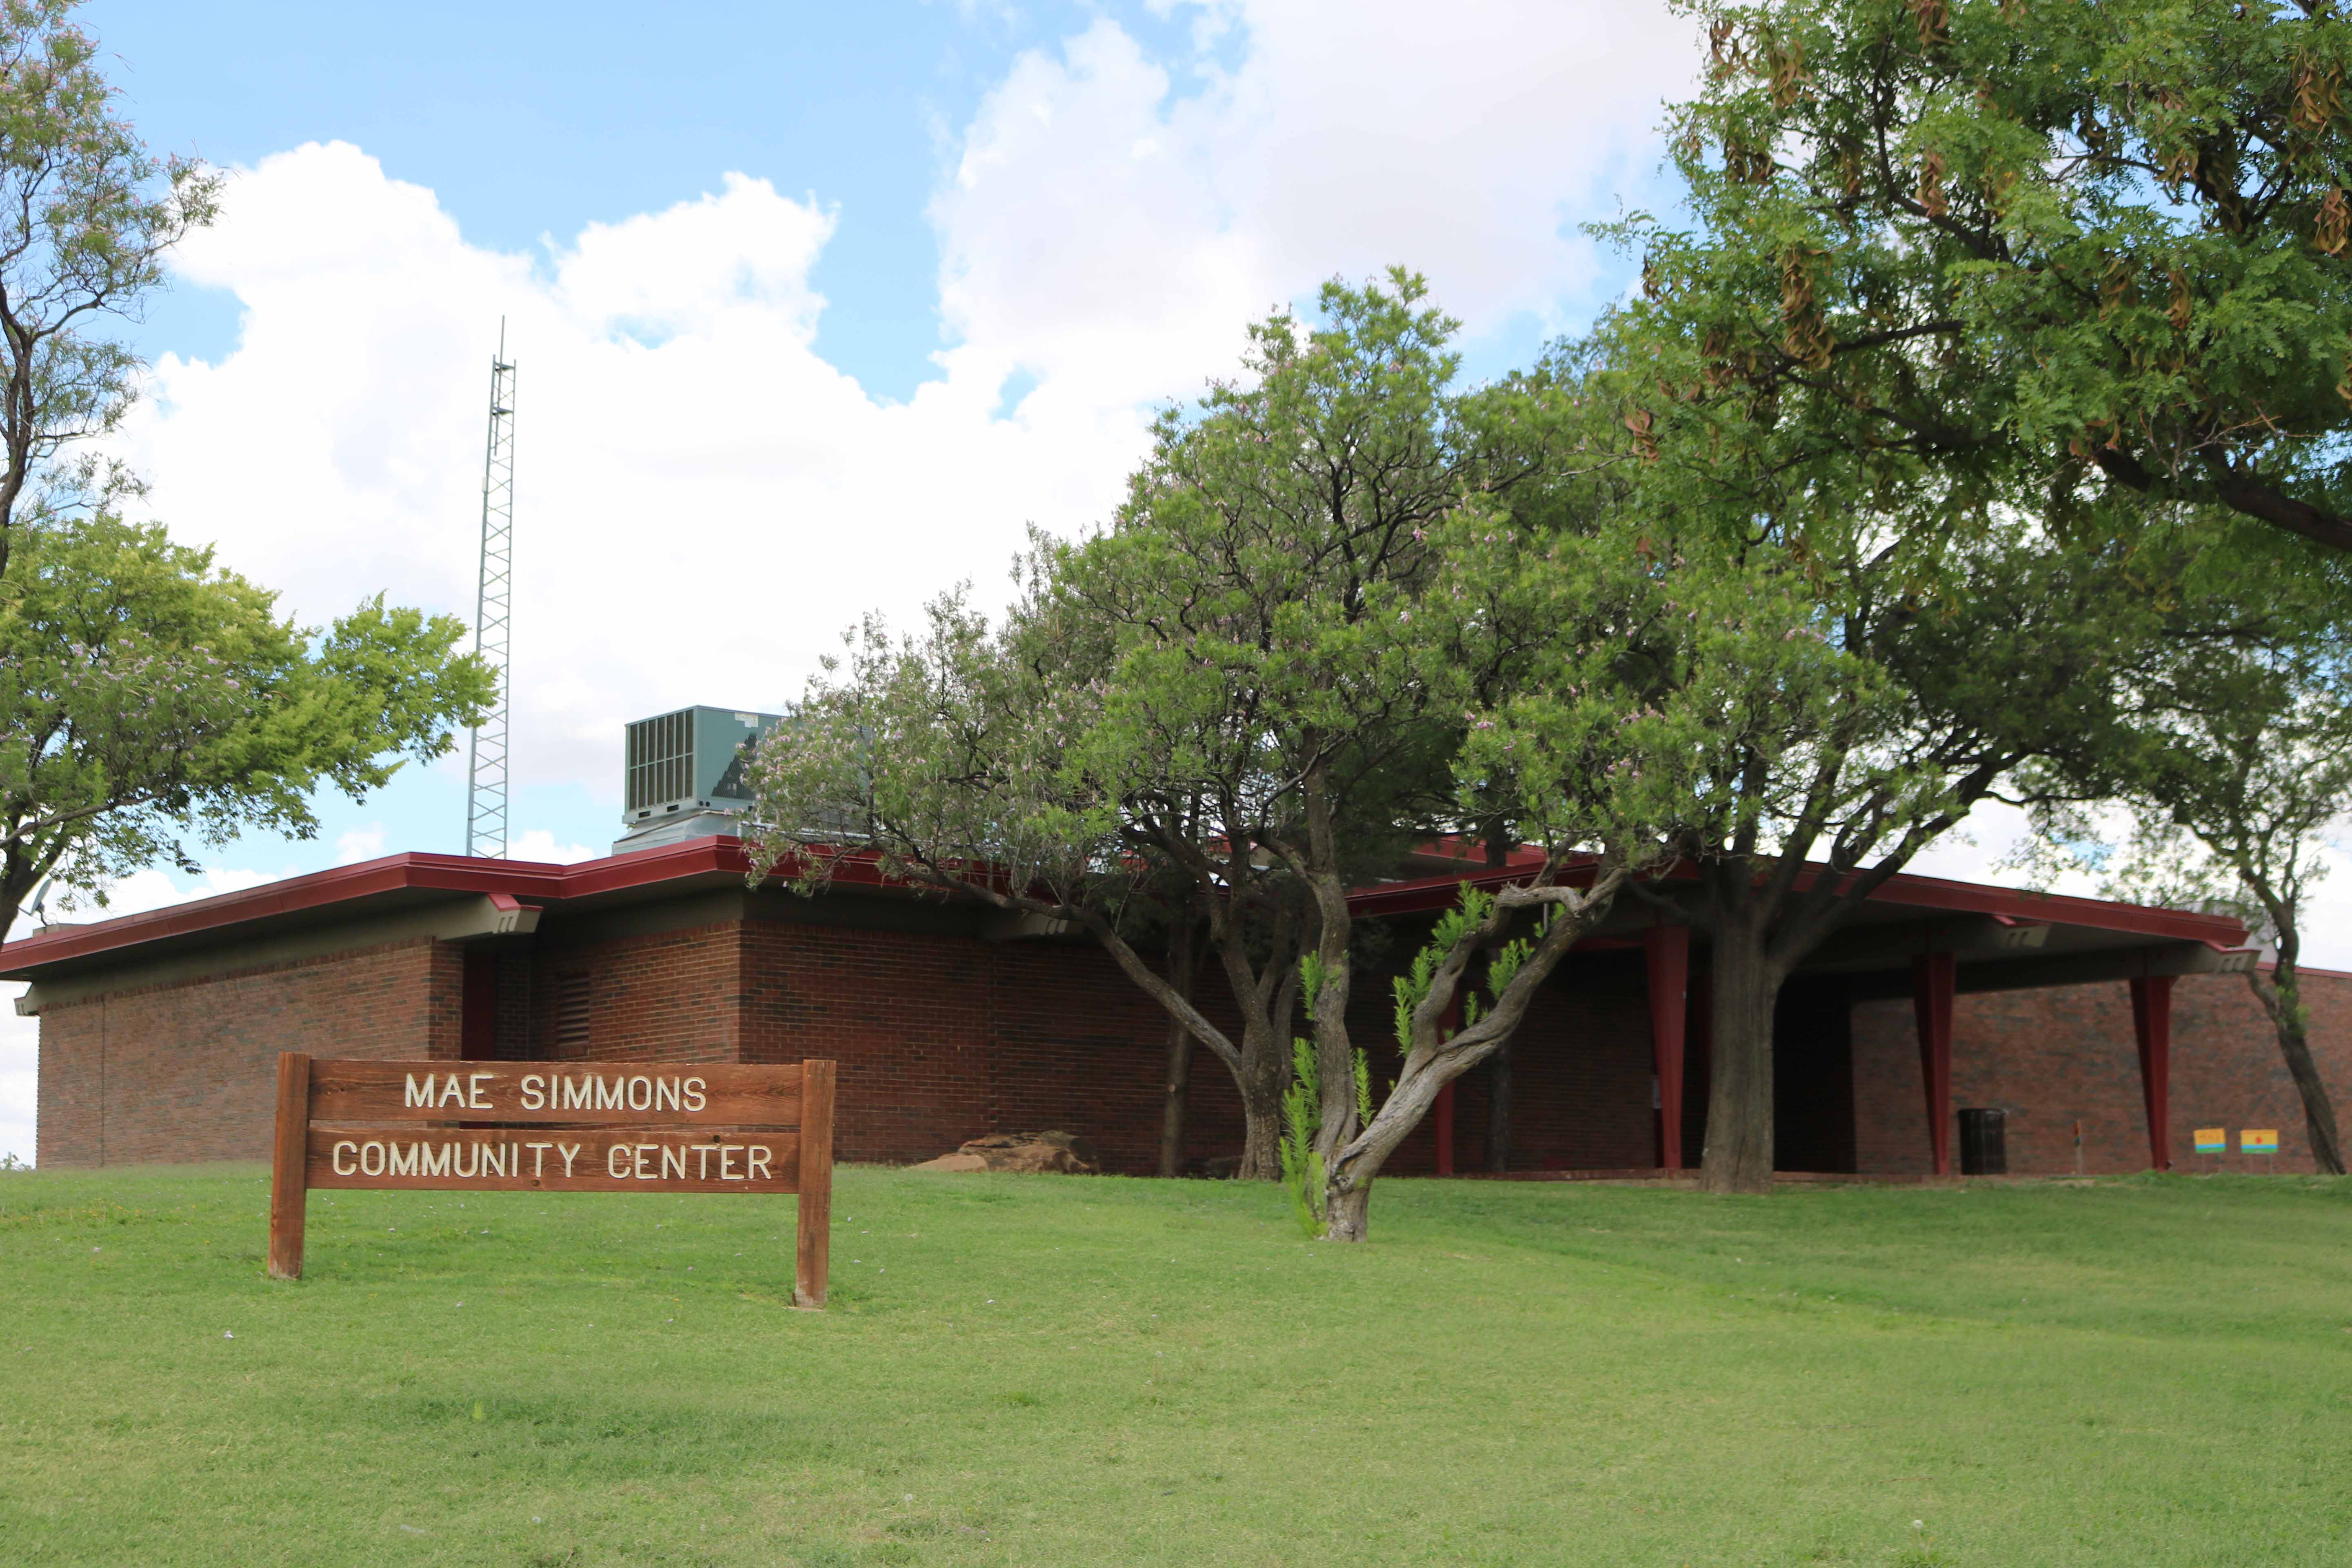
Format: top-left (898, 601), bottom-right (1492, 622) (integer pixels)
top-left (1319, 868), bottom-right (1633, 1240)
top-left (1238, 1077), bottom-right (1283, 1180)
top-left (2256, 953), bottom-right (2345, 1176)
top-left (1156, 920), bottom-right (1197, 1179)
top-left (1325, 1177), bottom-right (1370, 1242)
top-left (1484, 1038), bottom-right (1512, 1173)
top-left (1700, 919), bottom-right (1779, 1195)
top-left (1234, 1017), bottom-right (1288, 1181)
top-left (1158, 1019), bottom-right (1195, 1179)
top-left (2276, 1011), bottom-right (2344, 1176)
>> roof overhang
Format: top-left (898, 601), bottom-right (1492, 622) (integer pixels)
top-left (1348, 853), bottom-right (2251, 986)
top-left (0, 837), bottom-right (902, 986)
top-left (0, 835), bottom-right (2254, 998)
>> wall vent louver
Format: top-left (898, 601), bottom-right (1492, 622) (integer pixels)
top-left (555, 972), bottom-right (593, 1052)
top-left (625, 709), bottom-right (695, 816)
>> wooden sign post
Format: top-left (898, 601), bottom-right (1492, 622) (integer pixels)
top-left (267, 1056), bottom-right (835, 1308)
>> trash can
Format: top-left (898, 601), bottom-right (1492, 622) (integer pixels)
top-left (1958, 1108), bottom-right (2008, 1176)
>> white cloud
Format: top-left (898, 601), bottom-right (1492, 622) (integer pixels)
top-left (511, 830), bottom-right (600, 865)
top-left (1910, 802), bottom-right (2352, 972)
top-left (6, 3), bottom-right (1701, 1164)
top-left (120, 142), bottom-right (1146, 795)
top-left (933, 2), bottom-right (1695, 405)
top-left (335, 824), bottom-right (388, 865)
top-left (53, 866), bottom-right (293, 924)
top-left (109, 4), bottom-right (1695, 816)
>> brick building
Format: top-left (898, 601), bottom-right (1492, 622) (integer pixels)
top-left (8, 834), bottom-right (2345, 1177)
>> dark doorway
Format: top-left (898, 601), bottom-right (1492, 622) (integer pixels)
top-left (1773, 976), bottom-right (1857, 1173)
top-left (460, 951), bottom-right (499, 1061)
top-left (1678, 969), bottom-right (1712, 1167)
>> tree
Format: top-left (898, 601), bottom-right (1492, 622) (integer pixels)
top-left (1313, 509), bottom-right (1840, 1237)
top-left (1571, 230), bottom-right (2196, 1195)
top-left (2012, 638), bottom-right (2352, 1174)
top-left (1585, 0), bottom-right (2332, 1192)
top-left (746, 274), bottom-right (1546, 1179)
top-left (0, 0), bottom-right (218, 581)
top-left (738, 584), bottom-right (1308, 1169)
top-left (1649, 0), bottom-right (2352, 555)
top-left (1053, 273), bottom-right (1573, 1181)
top-left (0, 512), bottom-right (495, 937)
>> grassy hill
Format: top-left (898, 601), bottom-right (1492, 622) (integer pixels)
top-left (1, 1165), bottom-right (2347, 1566)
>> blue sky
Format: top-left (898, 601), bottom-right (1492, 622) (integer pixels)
top-left (94, 1), bottom-right (1116, 391)
top-left (7, 3), bottom-right (2338, 1166)
top-left (57, 0), bottom-right (1692, 888)
top-left (0, 0), bottom-right (1711, 1159)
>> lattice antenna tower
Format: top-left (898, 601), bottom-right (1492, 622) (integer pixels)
top-left (465, 321), bottom-right (516, 858)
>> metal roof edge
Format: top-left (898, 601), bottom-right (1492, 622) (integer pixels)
top-left (1338, 855), bottom-right (2246, 946)
top-left (0, 835), bottom-right (2249, 978)
top-left (0, 853), bottom-right (569, 976)
top-left (0, 835), bottom-right (936, 979)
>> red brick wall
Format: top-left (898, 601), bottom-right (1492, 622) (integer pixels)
top-left (493, 952), bottom-right (534, 1058)
top-left (37, 901), bottom-right (2351, 1184)
top-left (740, 920), bottom-right (991, 1163)
top-left (737, 920), bottom-right (1248, 1175)
top-left (529, 922), bottom-right (742, 1065)
top-left (978, 938), bottom-right (1247, 1177)
top-left (35, 937), bottom-right (463, 1166)
top-left (1853, 971), bottom-right (2352, 1175)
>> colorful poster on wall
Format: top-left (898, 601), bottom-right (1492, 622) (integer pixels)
top-left (2194, 1128), bottom-right (2226, 1155)
top-left (2241, 1129), bottom-right (2280, 1155)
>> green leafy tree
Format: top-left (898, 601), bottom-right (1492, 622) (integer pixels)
top-left (747, 274), bottom-right (1554, 1180)
top-left (1576, 266), bottom-right (2231, 1194)
top-left (0, 0), bottom-right (218, 580)
top-left (1316, 515), bottom-right (1850, 1229)
top-left (1647, 0), bottom-right (2352, 554)
top-left (2012, 640), bottom-right (2352, 1174)
top-left (0, 513), bottom-right (495, 937)
top-left (1582, 0), bottom-right (2325, 1192)
top-left (737, 582), bottom-right (1319, 1174)
top-left (1049, 272), bottom-right (1568, 1180)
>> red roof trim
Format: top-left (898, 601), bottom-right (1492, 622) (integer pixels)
top-left (0, 834), bottom-right (940, 976)
top-left (1, 832), bottom-right (2246, 975)
top-left (1342, 855), bottom-right (2244, 945)
top-left (0, 852), bottom-right (566, 971)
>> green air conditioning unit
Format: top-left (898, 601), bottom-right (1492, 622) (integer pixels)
top-left (622, 706), bottom-right (784, 824)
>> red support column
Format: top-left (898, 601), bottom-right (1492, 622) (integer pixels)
top-left (2129, 974), bottom-right (2175, 1172)
top-left (1644, 926), bottom-right (1690, 1171)
top-left (1912, 952), bottom-right (1956, 1177)
top-left (1435, 993), bottom-right (1461, 1176)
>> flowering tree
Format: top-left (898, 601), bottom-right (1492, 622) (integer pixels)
top-left (0, 514), bottom-right (494, 937)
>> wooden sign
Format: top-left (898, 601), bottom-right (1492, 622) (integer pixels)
top-left (268, 1054), bottom-right (835, 1308)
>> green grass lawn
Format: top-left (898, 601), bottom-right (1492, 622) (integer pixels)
top-left (1, 1167), bottom-right (2348, 1567)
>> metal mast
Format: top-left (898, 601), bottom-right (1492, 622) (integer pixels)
top-left (465, 322), bottom-right (515, 858)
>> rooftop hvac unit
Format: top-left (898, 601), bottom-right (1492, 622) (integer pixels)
top-left (622, 706), bottom-right (784, 824)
